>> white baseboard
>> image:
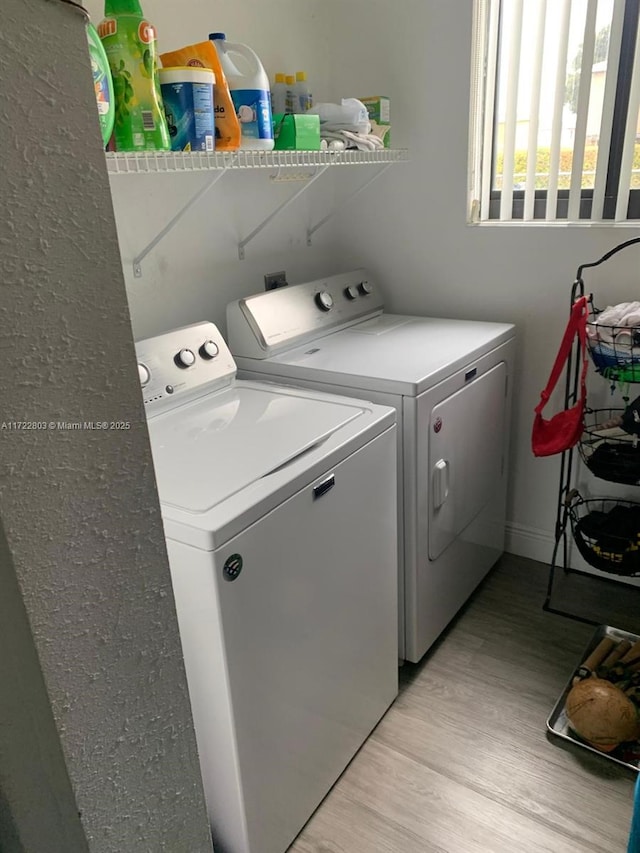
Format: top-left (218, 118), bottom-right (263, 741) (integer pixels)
top-left (505, 520), bottom-right (555, 565)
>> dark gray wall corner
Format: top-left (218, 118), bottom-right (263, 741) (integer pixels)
top-left (0, 1), bottom-right (212, 851)
top-left (0, 518), bottom-right (89, 853)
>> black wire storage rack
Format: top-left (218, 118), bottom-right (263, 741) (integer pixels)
top-left (544, 236), bottom-right (640, 624)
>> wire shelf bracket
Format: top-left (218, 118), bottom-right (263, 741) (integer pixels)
top-left (132, 166), bottom-right (231, 278)
top-left (237, 165), bottom-right (329, 260)
top-left (307, 162), bottom-right (393, 246)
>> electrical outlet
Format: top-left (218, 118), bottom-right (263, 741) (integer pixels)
top-left (264, 271), bottom-right (288, 291)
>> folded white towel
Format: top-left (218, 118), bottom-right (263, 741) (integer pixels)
top-left (596, 301), bottom-right (640, 327)
top-left (595, 304), bottom-right (626, 326)
top-left (321, 129), bottom-right (384, 151)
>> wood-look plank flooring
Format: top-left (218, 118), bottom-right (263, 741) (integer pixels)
top-left (288, 554), bottom-right (640, 853)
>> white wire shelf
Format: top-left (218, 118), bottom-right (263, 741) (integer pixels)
top-left (106, 147), bottom-right (409, 272)
top-left (105, 148), bottom-right (409, 175)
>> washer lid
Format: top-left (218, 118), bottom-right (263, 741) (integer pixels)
top-left (237, 315), bottom-right (515, 396)
top-left (147, 382), bottom-right (364, 514)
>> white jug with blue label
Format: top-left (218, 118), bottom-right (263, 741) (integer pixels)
top-left (209, 33), bottom-right (274, 151)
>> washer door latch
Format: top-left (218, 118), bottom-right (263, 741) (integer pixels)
top-left (433, 459), bottom-right (450, 509)
top-left (313, 474), bottom-right (335, 500)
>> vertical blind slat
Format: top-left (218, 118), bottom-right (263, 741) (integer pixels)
top-left (591, 1), bottom-right (626, 220)
top-left (480, 0), bottom-right (501, 221)
top-left (468, 0), bottom-right (488, 222)
top-left (523, 0), bottom-right (548, 220)
top-left (546, 0), bottom-right (572, 220)
top-left (616, 11), bottom-right (640, 220)
top-left (568, 0), bottom-right (598, 221)
top-left (499, 0), bottom-right (524, 220)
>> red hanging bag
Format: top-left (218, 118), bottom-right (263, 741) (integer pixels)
top-left (532, 296), bottom-right (589, 457)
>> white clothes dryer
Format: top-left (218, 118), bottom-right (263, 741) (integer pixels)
top-left (226, 270), bottom-right (516, 663)
top-left (135, 321), bottom-right (398, 853)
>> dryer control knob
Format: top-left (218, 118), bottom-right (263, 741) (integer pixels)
top-left (199, 340), bottom-right (219, 360)
top-left (138, 363), bottom-right (150, 386)
top-left (344, 285), bottom-right (359, 300)
top-left (358, 280), bottom-right (373, 296)
top-left (315, 291), bottom-right (334, 312)
top-left (175, 348), bottom-right (196, 368)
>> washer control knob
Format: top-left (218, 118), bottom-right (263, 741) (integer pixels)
top-left (344, 285), bottom-right (359, 301)
top-left (358, 280), bottom-right (373, 296)
top-left (315, 291), bottom-right (334, 312)
top-left (175, 348), bottom-right (196, 368)
top-left (138, 363), bottom-right (150, 386)
top-left (199, 340), bottom-right (219, 360)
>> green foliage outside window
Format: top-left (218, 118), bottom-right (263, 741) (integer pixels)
top-left (495, 145), bottom-right (640, 190)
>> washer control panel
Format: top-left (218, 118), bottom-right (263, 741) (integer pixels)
top-left (227, 269), bottom-right (385, 358)
top-left (135, 322), bottom-right (237, 416)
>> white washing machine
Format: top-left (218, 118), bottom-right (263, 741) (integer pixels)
top-left (226, 270), bottom-right (516, 663)
top-left (135, 321), bottom-right (398, 853)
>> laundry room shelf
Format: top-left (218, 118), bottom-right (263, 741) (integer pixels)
top-left (105, 148), bottom-right (409, 174)
top-left (105, 149), bottom-right (409, 273)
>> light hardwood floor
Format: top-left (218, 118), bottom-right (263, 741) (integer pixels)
top-left (289, 554), bottom-right (640, 853)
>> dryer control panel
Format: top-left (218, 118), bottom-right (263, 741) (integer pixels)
top-left (226, 269), bottom-right (385, 359)
top-left (135, 322), bottom-right (237, 417)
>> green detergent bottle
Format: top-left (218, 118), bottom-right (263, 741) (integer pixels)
top-left (86, 22), bottom-right (115, 146)
top-left (97, 0), bottom-right (170, 152)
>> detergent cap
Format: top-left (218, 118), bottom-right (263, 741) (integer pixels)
top-left (105, 0), bottom-right (144, 13)
top-left (209, 32), bottom-right (226, 41)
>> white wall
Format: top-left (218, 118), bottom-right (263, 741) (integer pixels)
top-left (0, 1), bottom-right (212, 850)
top-left (326, 0), bottom-right (640, 566)
top-left (87, 0), bottom-right (640, 566)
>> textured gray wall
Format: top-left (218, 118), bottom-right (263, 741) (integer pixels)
top-left (0, 518), bottom-right (90, 853)
top-left (0, 1), bottom-right (213, 851)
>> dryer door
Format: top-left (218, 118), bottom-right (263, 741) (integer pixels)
top-left (428, 361), bottom-right (507, 560)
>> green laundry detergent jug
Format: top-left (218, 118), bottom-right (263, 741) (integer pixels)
top-left (97, 0), bottom-right (169, 152)
top-left (87, 22), bottom-right (115, 146)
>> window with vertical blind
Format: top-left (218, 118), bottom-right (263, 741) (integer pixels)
top-left (469, 0), bottom-right (640, 223)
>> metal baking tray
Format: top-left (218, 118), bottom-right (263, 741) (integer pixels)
top-left (547, 624), bottom-right (640, 772)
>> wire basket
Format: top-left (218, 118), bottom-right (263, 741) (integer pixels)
top-left (568, 493), bottom-right (640, 576)
top-left (587, 305), bottom-right (640, 383)
top-left (578, 408), bottom-right (640, 485)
